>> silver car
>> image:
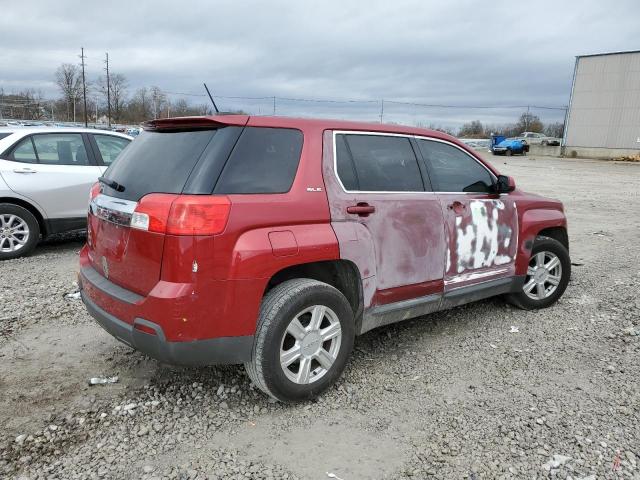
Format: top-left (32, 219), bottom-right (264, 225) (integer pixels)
top-left (0, 127), bottom-right (132, 259)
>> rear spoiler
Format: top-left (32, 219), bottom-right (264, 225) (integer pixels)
top-left (142, 115), bottom-right (249, 131)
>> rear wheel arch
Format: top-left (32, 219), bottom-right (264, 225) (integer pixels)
top-left (0, 197), bottom-right (46, 237)
top-left (265, 260), bottom-right (363, 322)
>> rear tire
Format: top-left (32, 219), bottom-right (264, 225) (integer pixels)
top-left (506, 236), bottom-right (570, 310)
top-left (245, 279), bottom-right (355, 402)
top-left (0, 203), bottom-right (40, 260)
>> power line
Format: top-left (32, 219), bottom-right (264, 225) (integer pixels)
top-left (158, 90), bottom-right (566, 110)
top-left (384, 100), bottom-right (567, 110)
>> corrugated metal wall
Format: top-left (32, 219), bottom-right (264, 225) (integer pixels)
top-left (565, 52), bottom-right (640, 150)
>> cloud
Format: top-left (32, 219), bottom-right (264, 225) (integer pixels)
top-left (1, 0), bottom-right (638, 127)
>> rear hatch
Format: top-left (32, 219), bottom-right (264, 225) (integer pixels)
top-left (87, 116), bottom-right (248, 296)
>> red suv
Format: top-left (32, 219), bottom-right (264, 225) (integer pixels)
top-left (79, 115), bottom-right (570, 402)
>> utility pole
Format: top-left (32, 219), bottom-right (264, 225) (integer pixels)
top-left (94, 96), bottom-right (98, 124)
top-left (273, 96), bottom-right (276, 115)
top-left (104, 53), bottom-right (112, 128)
top-left (80, 47), bottom-right (88, 127)
top-left (380, 99), bottom-right (384, 123)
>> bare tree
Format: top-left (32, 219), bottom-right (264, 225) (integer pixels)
top-left (458, 120), bottom-right (485, 138)
top-left (515, 112), bottom-right (544, 133)
top-left (149, 86), bottom-right (166, 119)
top-left (128, 87), bottom-right (152, 122)
top-left (98, 73), bottom-right (128, 122)
top-left (55, 63), bottom-right (82, 121)
top-left (545, 122), bottom-right (565, 138)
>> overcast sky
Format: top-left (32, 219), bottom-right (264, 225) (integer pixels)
top-left (1, 0), bottom-right (638, 128)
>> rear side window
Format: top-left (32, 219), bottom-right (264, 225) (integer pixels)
top-left (9, 134), bottom-right (89, 165)
top-left (34, 134), bottom-right (89, 165)
top-left (11, 137), bottom-right (38, 163)
top-left (214, 127), bottom-right (303, 194)
top-left (103, 129), bottom-right (218, 201)
top-left (335, 134), bottom-right (358, 190)
top-left (336, 134), bottom-right (424, 192)
top-left (417, 139), bottom-right (494, 193)
top-left (93, 134), bottom-right (130, 165)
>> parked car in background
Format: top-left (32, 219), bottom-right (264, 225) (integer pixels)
top-left (491, 135), bottom-right (529, 156)
top-left (515, 132), bottom-right (561, 146)
top-left (0, 127), bottom-right (132, 259)
top-left (79, 115), bottom-right (571, 403)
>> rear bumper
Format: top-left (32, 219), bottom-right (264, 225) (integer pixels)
top-left (81, 290), bottom-right (253, 366)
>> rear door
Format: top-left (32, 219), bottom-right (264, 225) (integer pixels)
top-left (328, 131), bottom-right (446, 305)
top-left (0, 132), bottom-right (101, 219)
top-left (416, 138), bottom-right (518, 290)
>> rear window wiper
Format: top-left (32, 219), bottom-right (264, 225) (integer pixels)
top-left (98, 176), bottom-right (126, 192)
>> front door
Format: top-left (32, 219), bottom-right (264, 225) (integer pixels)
top-left (415, 138), bottom-right (518, 290)
top-left (0, 133), bottom-right (101, 219)
top-left (326, 131), bottom-right (446, 306)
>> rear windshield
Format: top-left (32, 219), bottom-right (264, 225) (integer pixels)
top-left (0, 133), bottom-right (11, 141)
top-left (102, 126), bottom-right (303, 201)
top-left (103, 129), bottom-right (223, 201)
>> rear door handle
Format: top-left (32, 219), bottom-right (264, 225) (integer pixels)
top-left (347, 203), bottom-right (376, 217)
top-left (13, 167), bottom-right (37, 174)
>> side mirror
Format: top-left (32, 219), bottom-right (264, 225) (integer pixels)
top-left (495, 175), bottom-right (516, 193)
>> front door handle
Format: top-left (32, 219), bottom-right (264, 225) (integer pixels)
top-left (13, 167), bottom-right (37, 174)
top-left (347, 203), bottom-right (376, 217)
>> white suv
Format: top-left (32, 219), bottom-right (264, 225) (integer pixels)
top-left (0, 127), bottom-right (131, 259)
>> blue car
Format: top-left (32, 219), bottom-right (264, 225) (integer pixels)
top-left (491, 135), bottom-right (529, 156)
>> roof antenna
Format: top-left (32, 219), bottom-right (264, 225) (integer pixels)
top-left (203, 83), bottom-right (220, 114)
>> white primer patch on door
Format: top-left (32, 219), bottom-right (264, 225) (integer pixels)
top-left (455, 199), bottom-right (513, 273)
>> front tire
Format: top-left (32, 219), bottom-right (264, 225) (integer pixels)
top-left (0, 203), bottom-right (40, 260)
top-left (245, 279), bottom-right (355, 402)
top-left (507, 236), bottom-right (570, 310)
top-left (505, 149), bottom-right (513, 157)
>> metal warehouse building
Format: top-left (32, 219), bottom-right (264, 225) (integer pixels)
top-left (564, 50), bottom-right (640, 158)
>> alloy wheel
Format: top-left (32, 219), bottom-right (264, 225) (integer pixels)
top-left (0, 214), bottom-right (30, 253)
top-left (279, 305), bottom-right (342, 384)
top-left (523, 251), bottom-right (562, 300)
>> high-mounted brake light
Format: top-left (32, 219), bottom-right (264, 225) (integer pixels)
top-left (131, 194), bottom-right (231, 236)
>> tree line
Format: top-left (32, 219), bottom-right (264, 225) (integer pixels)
top-left (52, 63), bottom-right (214, 124)
top-left (457, 112), bottom-right (565, 139)
top-left (0, 65), bottom-right (214, 124)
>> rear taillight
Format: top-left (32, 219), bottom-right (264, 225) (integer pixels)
top-left (131, 194), bottom-right (231, 235)
top-left (131, 194), bottom-right (175, 233)
top-left (89, 182), bottom-right (101, 201)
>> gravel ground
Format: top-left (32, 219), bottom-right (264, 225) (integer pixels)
top-left (1, 154), bottom-right (639, 479)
